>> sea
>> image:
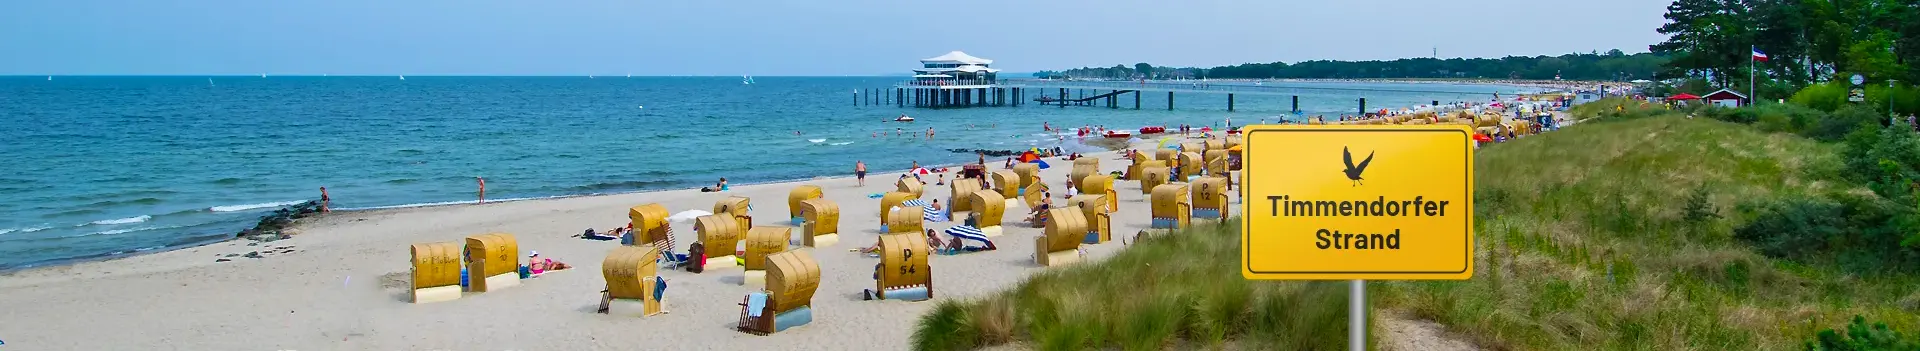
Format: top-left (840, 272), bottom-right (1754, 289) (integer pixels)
top-left (0, 76), bottom-right (1526, 270)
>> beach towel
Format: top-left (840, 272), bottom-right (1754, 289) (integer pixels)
top-left (943, 225), bottom-right (993, 247)
top-left (901, 199), bottom-right (928, 207)
top-left (747, 293), bottom-right (769, 318)
top-left (923, 206), bottom-right (948, 222)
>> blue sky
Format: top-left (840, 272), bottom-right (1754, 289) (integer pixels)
top-left (0, 0), bottom-right (1672, 75)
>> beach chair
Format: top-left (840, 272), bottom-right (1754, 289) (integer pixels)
top-left (1069, 195), bottom-right (1111, 244)
top-left (1078, 174), bottom-right (1118, 210)
top-left (886, 203), bottom-right (925, 234)
top-left (968, 189), bottom-right (1007, 237)
top-left (464, 233), bottom-right (520, 293)
top-left (788, 185), bottom-right (822, 225)
top-left (715, 196), bottom-right (753, 229)
top-left (1151, 183), bottom-right (1192, 231)
top-left (1035, 208), bottom-right (1087, 266)
top-left (878, 192), bottom-right (919, 229)
top-left (1068, 157), bottom-right (1099, 186)
top-left (1191, 177), bottom-right (1230, 221)
top-left (1012, 162), bottom-right (1040, 189)
top-left (1140, 164), bottom-right (1170, 195)
top-left (602, 245), bottom-right (664, 317)
top-left (873, 232), bottom-right (933, 301)
top-left (949, 178), bottom-right (984, 213)
top-left (409, 242), bottom-right (464, 303)
top-left (1176, 152), bottom-right (1202, 181)
top-left (799, 198), bottom-right (840, 247)
top-left (738, 250), bottom-right (819, 335)
top-left (695, 215), bottom-right (743, 271)
top-left (896, 177), bottom-right (925, 197)
top-left (1125, 152), bottom-right (1152, 181)
top-left (741, 227), bottom-right (790, 288)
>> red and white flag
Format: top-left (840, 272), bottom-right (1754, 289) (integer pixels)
top-left (1752, 47), bottom-right (1769, 62)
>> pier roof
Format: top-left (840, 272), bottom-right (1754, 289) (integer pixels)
top-left (914, 65), bottom-right (1000, 73)
top-left (920, 51), bottom-right (992, 65)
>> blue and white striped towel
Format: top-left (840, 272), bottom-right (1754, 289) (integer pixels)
top-left (901, 199), bottom-right (929, 207)
top-left (943, 225), bottom-right (992, 246)
top-left (924, 206), bottom-right (948, 222)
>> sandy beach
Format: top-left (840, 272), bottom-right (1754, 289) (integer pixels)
top-left (0, 137), bottom-right (1234, 350)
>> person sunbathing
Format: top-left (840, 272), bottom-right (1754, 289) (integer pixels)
top-left (526, 252), bottom-right (572, 275)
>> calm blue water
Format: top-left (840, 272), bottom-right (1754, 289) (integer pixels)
top-left (0, 76), bottom-right (1522, 269)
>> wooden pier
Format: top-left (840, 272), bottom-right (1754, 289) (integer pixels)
top-left (861, 78), bottom-right (1536, 116)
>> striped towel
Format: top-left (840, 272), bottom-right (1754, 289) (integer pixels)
top-left (901, 199), bottom-right (929, 207)
top-left (944, 225), bottom-right (992, 246)
top-left (924, 206), bottom-right (948, 222)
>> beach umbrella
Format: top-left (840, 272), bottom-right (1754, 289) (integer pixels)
top-left (667, 210), bottom-right (712, 223)
top-left (913, 167), bottom-right (931, 175)
top-left (1033, 160), bottom-right (1051, 169)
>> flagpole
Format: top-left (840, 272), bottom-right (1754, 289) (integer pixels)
top-left (1750, 46), bottom-right (1756, 106)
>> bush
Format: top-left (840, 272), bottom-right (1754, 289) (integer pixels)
top-left (1806, 105), bottom-right (1887, 142)
top-left (1840, 120), bottom-right (1920, 202)
top-left (1791, 81), bottom-right (1853, 112)
top-left (1805, 315), bottom-right (1919, 351)
top-left (1733, 196), bottom-right (1845, 260)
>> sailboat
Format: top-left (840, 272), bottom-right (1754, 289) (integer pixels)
top-left (399, 75), bottom-right (406, 81)
top-left (207, 78), bottom-right (215, 86)
top-left (46, 76), bottom-right (51, 81)
top-left (260, 73), bottom-right (267, 78)
top-left (742, 75), bottom-right (754, 85)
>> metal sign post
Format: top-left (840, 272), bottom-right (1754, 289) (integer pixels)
top-left (1350, 279), bottom-right (1366, 351)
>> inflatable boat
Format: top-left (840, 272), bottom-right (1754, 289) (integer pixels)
top-left (894, 116), bottom-right (915, 122)
top-left (1103, 130), bottom-right (1132, 138)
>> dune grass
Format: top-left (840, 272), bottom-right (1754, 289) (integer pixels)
top-left (911, 219), bottom-right (1368, 351)
top-left (1376, 112), bottom-right (1920, 349)
top-left (914, 110), bottom-right (1920, 350)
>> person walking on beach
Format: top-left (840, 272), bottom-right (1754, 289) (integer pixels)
top-left (855, 161), bottom-right (867, 186)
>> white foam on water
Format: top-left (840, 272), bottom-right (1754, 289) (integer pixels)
top-left (829, 142), bottom-right (853, 146)
top-left (209, 200), bottom-right (307, 212)
top-left (88, 215), bottom-right (151, 225)
top-left (808, 138), bottom-right (827, 143)
top-left (80, 225), bottom-right (181, 237)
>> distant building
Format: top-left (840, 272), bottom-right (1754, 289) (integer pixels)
top-left (912, 51), bottom-right (999, 86)
top-left (1703, 89), bottom-right (1748, 107)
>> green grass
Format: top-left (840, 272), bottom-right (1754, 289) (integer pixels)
top-left (910, 219), bottom-right (1365, 351)
top-left (1378, 111), bottom-right (1920, 349)
top-left (913, 107), bottom-right (1920, 350)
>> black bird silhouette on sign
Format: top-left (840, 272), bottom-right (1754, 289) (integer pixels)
top-left (1342, 146), bottom-right (1374, 186)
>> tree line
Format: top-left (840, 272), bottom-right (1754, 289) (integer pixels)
top-left (1033, 51), bottom-right (1670, 81)
top-left (1653, 0), bottom-right (1918, 90)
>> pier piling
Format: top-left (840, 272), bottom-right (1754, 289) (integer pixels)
top-left (1292, 95), bottom-right (1299, 113)
top-left (1358, 97), bottom-right (1367, 116)
top-left (1228, 93), bottom-right (1235, 112)
top-left (1167, 91), bottom-right (1174, 111)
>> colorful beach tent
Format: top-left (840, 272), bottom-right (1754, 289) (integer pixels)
top-left (1032, 160), bottom-right (1050, 169)
top-left (1018, 151), bottom-right (1040, 163)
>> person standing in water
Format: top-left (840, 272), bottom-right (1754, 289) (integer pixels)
top-left (855, 161), bottom-right (867, 186)
top-left (926, 127), bottom-right (935, 140)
